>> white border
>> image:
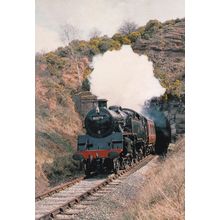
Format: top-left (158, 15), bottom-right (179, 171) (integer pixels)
top-left (186, 0), bottom-right (220, 219)
top-left (1, 0), bottom-right (220, 219)
top-left (0, 0), bottom-right (35, 218)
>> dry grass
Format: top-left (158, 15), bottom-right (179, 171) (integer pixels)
top-left (43, 154), bottom-right (84, 187)
top-left (123, 139), bottom-right (185, 220)
top-left (35, 56), bottom-right (89, 195)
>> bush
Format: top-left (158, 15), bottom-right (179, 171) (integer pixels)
top-left (83, 67), bottom-right (93, 79)
top-left (121, 36), bottom-right (131, 45)
top-left (164, 19), bottom-right (176, 26)
top-left (142, 20), bottom-right (162, 39)
top-left (112, 33), bottom-right (123, 42)
top-left (98, 38), bottom-right (121, 53)
top-left (43, 154), bottom-right (83, 186)
top-left (145, 20), bottom-right (162, 32)
top-left (44, 52), bottom-right (66, 76)
top-left (136, 26), bottom-right (145, 35)
top-left (128, 31), bottom-right (141, 42)
top-left (69, 40), bottom-right (101, 57)
top-left (40, 132), bottom-right (73, 152)
top-left (81, 78), bottom-right (90, 91)
top-left (55, 47), bottom-right (71, 57)
top-left (88, 44), bottom-right (100, 56)
top-left (109, 40), bottom-right (121, 50)
top-left (98, 39), bottom-right (112, 52)
top-left (89, 38), bottom-right (100, 48)
top-left (45, 52), bottom-right (66, 68)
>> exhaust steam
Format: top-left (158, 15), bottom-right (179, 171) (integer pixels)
top-left (90, 45), bottom-right (165, 112)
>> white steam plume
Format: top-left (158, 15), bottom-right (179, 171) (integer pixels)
top-left (90, 45), bottom-right (165, 112)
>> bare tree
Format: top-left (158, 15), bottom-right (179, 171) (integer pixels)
top-left (59, 23), bottom-right (79, 45)
top-left (59, 23), bottom-right (82, 86)
top-left (118, 21), bottom-right (138, 35)
top-left (89, 28), bottom-right (102, 39)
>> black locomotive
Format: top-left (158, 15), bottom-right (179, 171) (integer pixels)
top-left (73, 99), bottom-right (171, 175)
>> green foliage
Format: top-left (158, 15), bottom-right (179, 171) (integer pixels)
top-left (89, 38), bottom-right (100, 48)
top-left (40, 132), bottom-right (73, 152)
top-left (164, 19), bottom-right (176, 26)
top-left (110, 40), bottom-right (121, 50)
top-left (98, 38), bottom-right (121, 53)
top-left (142, 20), bottom-right (162, 39)
top-left (120, 36), bottom-right (131, 45)
top-left (81, 78), bottom-right (91, 91)
top-left (128, 31), bottom-right (141, 42)
top-left (55, 47), bottom-right (71, 57)
top-left (112, 33), bottom-right (123, 42)
top-left (136, 26), bottom-right (145, 35)
top-left (45, 52), bottom-right (66, 68)
top-left (160, 78), bottom-right (183, 97)
top-left (43, 154), bottom-right (83, 186)
top-left (145, 20), bottom-right (162, 32)
top-left (83, 67), bottom-right (92, 79)
top-left (154, 67), bottom-right (183, 97)
top-left (68, 40), bottom-right (100, 57)
top-left (113, 32), bottom-right (139, 45)
top-left (44, 52), bottom-right (66, 76)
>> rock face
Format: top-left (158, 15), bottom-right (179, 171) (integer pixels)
top-left (132, 19), bottom-right (185, 94)
top-left (35, 54), bottom-right (90, 194)
top-left (132, 19), bottom-right (185, 140)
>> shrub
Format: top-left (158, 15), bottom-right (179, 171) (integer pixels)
top-left (81, 78), bottom-right (90, 91)
top-left (112, 33), bottom-right (123, 42)
top-left (89, 38), bottom-right (100, 48)
top-left (69, 40), bottom-right (101, 57)
top-left (128, 31), bottom-right (141, 42)
top-left (164, 19), bottom-right (176, 26)
top-left (88, 44), bottom-right (100, 56)
top-left (55, 46), bottom-right (71, 57)
top-left (121, 36), bottom-right (131, 45)
top-left (43, 154), bottom-right (83, 186)
top-left (142, 20), bottom-right (162, 39)
top-left (40, 132), bottom-right (73, 152)
top-left (145, 20), bottom-right (162, 32)
top-left (96, 38), bottom-right (121, 53)
top-left (44, 52), bottom-right (66, 76)
top-left (136, 26), bottom-right (145, 35)
top-left (83, 67), bottom-right (93, 79)
top-left (45, 52), bottom-right (66, 68)
top-left (109, 40), bottom-right (121, 50)
top-left (98, 39), bottom-right (112, 53)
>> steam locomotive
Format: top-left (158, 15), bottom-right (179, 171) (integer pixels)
top-left (73, 99), bottom-right (171, 176)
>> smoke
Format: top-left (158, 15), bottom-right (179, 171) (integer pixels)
top-left (90, 45), bottom-right (165, 112)
top-left (142, 103), bottom-right (168, 128)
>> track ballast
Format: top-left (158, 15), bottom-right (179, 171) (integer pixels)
top-left (35, 155), bottom-right (157, 220)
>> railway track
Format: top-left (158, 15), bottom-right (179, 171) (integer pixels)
top-left (35, 154), bottom-right (157, 220)
top-left (36, 176), bottom-right (86, 202)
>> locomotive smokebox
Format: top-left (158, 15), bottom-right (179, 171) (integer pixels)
top-left (98, 99), bottom-right (107, 108)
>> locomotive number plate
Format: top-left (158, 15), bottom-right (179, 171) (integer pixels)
top-left (92, 116), bottom-right (104, 120)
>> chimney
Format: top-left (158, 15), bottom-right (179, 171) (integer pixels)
top-left (98, 99), bottom-right (107, 108)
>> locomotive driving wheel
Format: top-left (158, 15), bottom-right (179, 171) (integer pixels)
top-left (113, 159), bottom-right (120, 174)
top-left (84, 157), bottom-right (93, 176)
top-left (84, 163), bottom-right (91, 176)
